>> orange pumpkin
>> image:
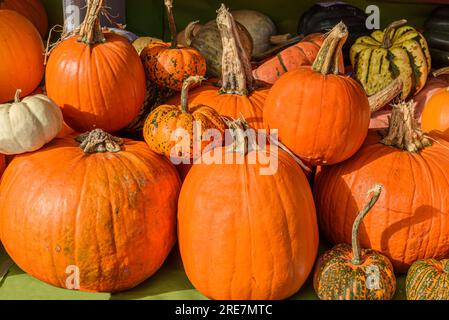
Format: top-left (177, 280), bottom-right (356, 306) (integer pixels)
top-left (143, 76), bottom-right (226, 159)
top-left (0, 9), bottom-right (44, 103)
top-left (140, 0), bottom-right (206, 91)
top-left (0, 0), bottom-right (48, 37)
top-left (253, 33), bottom-right (342, 84)
top-left (264, 22), bottom-right (370, 165)
top-left (178, 119), bottom-right (318, 300)
top-left (421, 67), bottom-right (449, 140)
top-left (0, 129), bottom-right (181, 292)
top-left (169, 4), bottom-right (270, 130)
top-left (46, 0), bottom-right (146, 133)
top-left (315, 100), bottom-right (449, 273)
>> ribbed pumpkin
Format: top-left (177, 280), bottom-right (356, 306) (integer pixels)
top-left (178, 119), bottom-right (318, 300)
top-left (315, 100), bottom-right (449, 273)
top-left (46, 0), bottom-right (145, 133)
top-left (0, 129), bottom-right (181, 292)
top-left (350, 19), bottom-right (431, 99)
top-left (143, 76), bottom-right (226, 159)
top-left (140, 0), bottom-right (206, 91)
top-left (314, 185), bottom-right (396, 300)
top-left (264, 22), bottom-right (370, 166)
top-left (406, 259), bottom-right (449, 300)
top-left (421, 67), bottom-right (449, 140)
top-left (253, 33), bottom-right (331, 85)
top-left (169, 5), bottom-right (270, 131)
top-left (0, 0), bottom-right (48, 37)
top-left (0, 9), bottom-right (44, 104)
top-left (0, 90), bottom-right (63, 155)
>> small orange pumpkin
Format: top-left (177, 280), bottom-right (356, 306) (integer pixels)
top-left (264, 22), bottom-right (370, 165)
top-left (141, 0), bottom-right (206, 91)
top-left (143, 75), bottom-right (226, 160)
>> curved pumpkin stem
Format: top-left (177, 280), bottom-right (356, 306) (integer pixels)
top-left (381, 19), bottom-right (407, 49)
top-left (14, 89), bottom-right (22, 103)
top-left (312, 22), bottom-right (347, 75)
top-left (76, 129), bottom-right (123, 153)
top-left (433, 67), bottom-right (449, 78)
top-left (351, 184), bottom-right (383, 265)
top-left (78, 0), bottom-right (106, 45)
top-left (165, 0), bottom-right (178, 48)
top-left (217, 4), bottom-right (254, 96)
top-left (368, 78), bottom-right (403, 113)
top-left (380, 100), bottom-right (432, 152)
top-left (181, 76), bottom-right (206, 113)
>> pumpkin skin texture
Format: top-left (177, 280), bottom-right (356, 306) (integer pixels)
top-left (0, 10), bottom-right (44, 104)
top-left (406, 259), bottom-right (449, 300)
top-left (315, 101), bottom-right (449, 273)
top-left (143, 76), bottom-right (226, 159)
top-left (0, 0), bottom-right (48, 37)
top-left (350, 20), bottom-right (431, 99)
top-left (252, 33), bottom-right (330, 85)
top-left (45, 1), bottom-right (145, 133)
top-left (0, 130), bottom-right (181, 292)
top-left (0, 91), bottom-right (63, 155)
top-left (264, 22), bottom-right (370, 165)
top-left (313, 185), bottom-right (396, 300)
top-left (178, 120), bottom-right (319, 300)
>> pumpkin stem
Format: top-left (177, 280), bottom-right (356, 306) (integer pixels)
top-left (14, 89), bottom-right (22, 103)
top-left (181, 76), bottom-right (206, 113)
top-left (311, 22), bottom-right (347, 75)
top-left (222, 116), bottom-right (258, 155)
top-left (217, 4), bottom-right (255, 96)
top-left (351, 184), bottom-right (383, 265)
top-left (433, 67), bottom-right (449, 78)
top-left (380, 100), bottom-right (432, 152)
top-left (368, 78), bottom-right (403, 113)
top-left (184, 20), bottom-right (201, 47)
top-left (78, 0), bottom-right (106, 45)
top-left (76, 129), bottom-right (123, 153)
top-left (165, 0), bottom-right (178, 48)
top-left (381, 19), bottom-right (407, 49)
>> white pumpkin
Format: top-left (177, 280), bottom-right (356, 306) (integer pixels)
top-left (0, 90), bottom-right (63, 155)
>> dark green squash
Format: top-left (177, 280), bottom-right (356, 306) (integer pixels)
top-left (424, 5), bottom-right (449, 68)
top-left (406, 259), bottom-right (449, 300)
top-left (313, 184), bottom-right (396, 300)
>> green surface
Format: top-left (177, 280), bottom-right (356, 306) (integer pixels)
top-left (41, 0), bottom-right (440, 39)
top-left (0, 242), bottom-right (407, 300)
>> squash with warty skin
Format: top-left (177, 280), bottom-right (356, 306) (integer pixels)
top-left (350, 19), bottom-right (431, 99)
top-left (314, 185), bottom-right (396, 300)
top-left (0, 90), bottom-right (63, 155)
top-left (0, 129), bottom-right (181, 292)
top-left (314, 100), bottom-right (449, 273)
top-left (406, 258), bottom-right (449, 300)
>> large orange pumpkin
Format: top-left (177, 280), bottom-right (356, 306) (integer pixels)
top-left (178, 119), bottom-right (318, 300)
top-left (314, 100), bottom-right (449, 273)
top-left (0, 9), bottom-right (44, 103)
top-left (0, 129), bottom-right (181, 292)
top-left (140, 0), bottom-right (206, 91)
top-left (421, 67), bottom-right (449, 140)
top-left (264, 22), bottom-right (370, 165)
top-left (46, 0), bottom-right (146, 133)
top-left (169, 4), bottom-right (270, 130)
top-left (0, 0), bottom-right (48, 37)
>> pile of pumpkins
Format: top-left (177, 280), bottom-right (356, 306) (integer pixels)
top-left (1, 0), bottom-right (449, 300)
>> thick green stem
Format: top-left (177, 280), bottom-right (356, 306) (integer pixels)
top-left (165, 0), bottom-right (178, 48)
top-left (180, 76), bottom-right (205, 113)
top-left (351, 184), bottom-right (383, 265)
top-left (14, 89), bottom-right (22, 103)
top-left (380, 100), bottom-right (432, 152)
top-left (381, 19), bottom-right (407, 49)
top-left (78, 0), bottom-right (106, 45)
top-left (311, 22), bottom-right (347, 75)
top-left (217, 4), bottom-right (254, 95)
top-left (76, 129), bottom-right (123, 153)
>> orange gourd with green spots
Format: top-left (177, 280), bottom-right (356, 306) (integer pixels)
top-left (141, 0), bottom-right (206, 91)
top-left (406, 259), bottom-right (449, 300)
top-left (143, 76), bottom-right (226, 160)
